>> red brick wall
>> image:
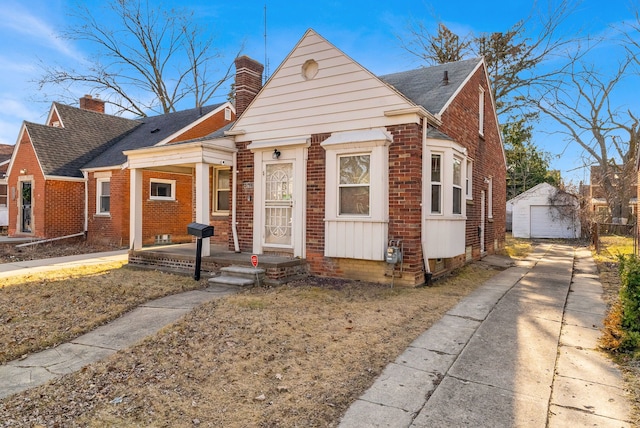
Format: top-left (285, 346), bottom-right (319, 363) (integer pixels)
top-left (438, 66), bottom-right (506, 257)
top-left (233, 142), bottom-right (255, 251)
top-left (235, 56), bottom-right (264, 117)
top-left (87, 169), bottom-right (129, 247)
top-left (387, 122), bottom-right (425, 283)
top-left (44, 180), bottom-right (84, 237)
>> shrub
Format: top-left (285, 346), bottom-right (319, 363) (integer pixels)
top-left (616, 254), bottom-right (640, 352)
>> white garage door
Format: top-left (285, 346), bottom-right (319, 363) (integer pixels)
top-left (530, 205), bottom-right (577, 238)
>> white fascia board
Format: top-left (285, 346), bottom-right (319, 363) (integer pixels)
top-left (44, 175), bottom-right (86, 182)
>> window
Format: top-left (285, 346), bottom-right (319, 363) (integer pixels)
top-left (479, 86), bottom-right (485, 136)
top-left (466, 160), bottom-right (473, 200)
top-left (97, 178), bottom-right (110, 214)
top-left (453, 157), bottom-right (462, 214)
top-left (431, 154), bottom-right (442, 214)
top-left (213, 168), bottom-right (230, 214)
top-left (487, 176), bottom-right (493, 219)
top-left (339, 154), bottom-right (370, 215)
top-left (150, 179), bottom-right (175, 200)
top-left (0, 184), bottom-right (6, 207)
top-left (224, 107), bottom-right (231, 121)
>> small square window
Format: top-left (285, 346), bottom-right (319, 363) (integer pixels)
top-left (150, 179), bottom-right (175, 200)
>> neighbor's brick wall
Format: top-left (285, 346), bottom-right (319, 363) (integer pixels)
top-left (7, 132), bottom-right (47, 238)
top-left (44, 180), bottom-right (84, 238)
top-left (169, 109), bottom-right (236, 144)
top-left (439, 66), bottom-right (506, 259)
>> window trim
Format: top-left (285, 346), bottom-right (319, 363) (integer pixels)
top-left (487, 176), bottom-right (493, 219)
top-left (453, 156), bottom-right (462, 215)
top-left (96, 177), bottom-right (111, 215)
top-left (212, 167), bottom-right (231, 215)
top-left (149, 178), bottom-right (176, 201)
top-left (430, 153), bottom-right (443, 215)
top-left (466, 159), bottom-right (473, 200)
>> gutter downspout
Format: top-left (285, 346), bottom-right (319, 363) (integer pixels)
top-left (422, 119), bottom-right (432, 284)
top-left (231, 151), bottom-right (240, 252)
top-left (82, 170), bottom-right (88, 236)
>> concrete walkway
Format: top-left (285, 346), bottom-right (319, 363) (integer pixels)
top-left (0, 285), bottom-right (240, 399)
top-left (339, 244), bottom-right (634, 427)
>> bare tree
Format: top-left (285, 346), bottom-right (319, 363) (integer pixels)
top-left (401, 0), bottom-right (581, 117)
top-left (37, 0), bottom-right (237, 116)
top-left (533, 56), bottom-right (639, 221)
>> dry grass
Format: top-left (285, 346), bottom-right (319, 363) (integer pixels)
top-left (0, 263), bottom-right (206, 364)
top-left (0, 247), bottom-right (503, 426)
top-left (503, 233), bottom-right (533, 259)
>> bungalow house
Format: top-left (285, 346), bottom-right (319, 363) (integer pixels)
top-left (124, 29), bottom-right (506, 286)
top-left (5, 96), bottom-right (235, 246)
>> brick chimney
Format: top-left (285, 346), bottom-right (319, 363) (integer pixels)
top-left (79, 94), bottom-right (105, 113)
top-left (234, 56), bottom-right (264, 117)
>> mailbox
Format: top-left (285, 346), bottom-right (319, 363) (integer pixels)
top-left (187, 222), bottom-right (214, 239)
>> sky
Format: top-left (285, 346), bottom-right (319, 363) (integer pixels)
top-left (0, 0), bottom-right (637, 185)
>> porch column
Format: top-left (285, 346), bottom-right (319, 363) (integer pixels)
top-left (130, 167), bottom-right (143, 250)
top-left (195, 162), bottom-right (210, 256)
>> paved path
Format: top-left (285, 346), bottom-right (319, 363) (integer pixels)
top-left (0, 250), bottom-right (129, 279)
top-left (0, 285), bottom-right (239, 399)
top-left (339, 244), bottom-right (633, 427)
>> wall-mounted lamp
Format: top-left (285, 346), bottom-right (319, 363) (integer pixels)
top-left (272, 148), bottom-right (281, 159)
top-left (19, 169), bottom-right (27, 174)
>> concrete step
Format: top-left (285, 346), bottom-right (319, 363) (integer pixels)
top-left (221, 265), bottom-right (265, 277)
top-left (208, 275), bottom-right (256, 287)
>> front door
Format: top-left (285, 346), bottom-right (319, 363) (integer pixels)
top-left (20, 181), bottom-right (33, 233)
top-left (264, 162), bottom-right (293, 247)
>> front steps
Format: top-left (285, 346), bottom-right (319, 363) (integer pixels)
top-left (208, 265), bottom-right (265, 288)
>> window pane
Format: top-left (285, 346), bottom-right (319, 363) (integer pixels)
top-left (100, 196), bottom-right (110, 213)
top-left (217, 169), bottom-right (230, 189)
top-left (431, 155), bottom-right (441, 182)
top-left (340, 155), bottom-right (370, 185)
top-left (453, 187), bottom-right (462, 214)
top-left (340, 186), bottom-right (370, 215)
top-left (217, 190), bottom-right (230, 211)
top-left (431, 184), bottom-right (441, 213)
top-left (453, 158), bottom-right (461, 186)
top-left (101, 181), bottom-right (110, 196)
top-left (151, 182), bottom-right (171, 197)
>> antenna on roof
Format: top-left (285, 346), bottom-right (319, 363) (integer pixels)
top-left (264, 4), bottom-right (270, 83)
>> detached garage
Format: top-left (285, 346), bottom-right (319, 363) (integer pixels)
top-left (507, 183), bottom-right (580, 239)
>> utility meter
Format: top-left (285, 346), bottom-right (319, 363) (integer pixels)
top-left (386, 246), bottom-right (402, 264)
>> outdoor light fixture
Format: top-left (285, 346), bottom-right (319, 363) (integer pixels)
top-left (272, 148), bottom-right (281, 159)
top-left (19, 169), bottom-right (27, 174)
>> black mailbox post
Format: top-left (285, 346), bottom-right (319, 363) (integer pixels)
top-left (187, 222), bottom-right (214, 280)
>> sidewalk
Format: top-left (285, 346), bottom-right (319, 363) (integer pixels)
top-left (0, 250), bottom-right (129, 279)
top-left (339, 244), bottom-right (633, 427)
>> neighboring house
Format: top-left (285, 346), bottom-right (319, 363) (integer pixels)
top-left (124, 29), bottom-right (507, 285)
top-left (0, 143), bottom-right (13, 230)
top-left (585, 165), bottom-right (637, 224)
top-left (507, 183), bottom-right (580, 239)
top-left (5, 95), bottom-right (235, 245)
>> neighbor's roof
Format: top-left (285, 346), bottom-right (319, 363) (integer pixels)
top-left (378, 57), bottom-right (482, 115)
top-left (83, 103), bottom-right (222, 169)
top-left (26, 103), bottom-right (140, 178)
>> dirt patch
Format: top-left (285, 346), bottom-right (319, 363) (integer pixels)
top-left (0, 257), bottom-right (502, 426)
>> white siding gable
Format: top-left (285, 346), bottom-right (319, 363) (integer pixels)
top-left (232, 29), bottom-right (416, 143)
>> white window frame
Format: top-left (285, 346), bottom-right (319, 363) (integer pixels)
top-left (466, 159), bottom-right (473, 200)
top-left (430, 153), bottom-right (443, 215)
top-left (150, 178), bottom-right (176, 201)
top-left (453, 156), bottom-right (463, 215)
top-left (479, 86), bottom-right (485, 137)
top-left (0, 183), bottom-right (7, 207)
top-left (96, 177), bottom-right (111, 215)
top-left (224, 107), bottom-right (231, 121)
top-left (338, 153), bottom-right (371, 217)
top-left (487, 176), bottom-right (493, 219)
top-left (212, 167), bottom-right (231, 215)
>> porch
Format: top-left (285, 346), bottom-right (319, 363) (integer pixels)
top-left (128, 243), bottom-right (309, 286)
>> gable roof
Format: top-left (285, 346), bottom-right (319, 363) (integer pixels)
top-left (83, 103), bottom-right (223, 170)
top-left (27, 104), bottom-right (140, 178)
top-left (378, 58), bottom-right (483, 116)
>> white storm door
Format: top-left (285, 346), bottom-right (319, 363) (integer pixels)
top-left (264, 162), bottom-right (294, 247)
